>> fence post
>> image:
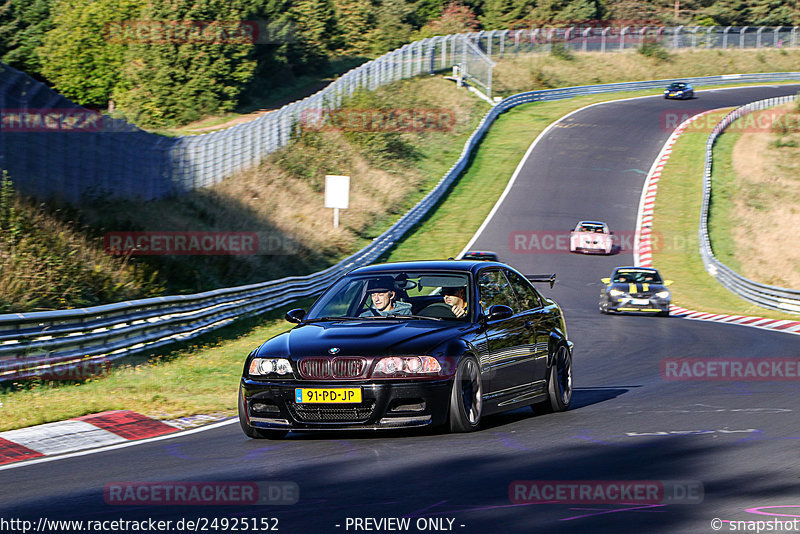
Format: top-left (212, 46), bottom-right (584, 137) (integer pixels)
top-left (793, 27), bottom-right (799, 48)
top-left (706, 26), bottom-right (715, 48)
top-left (692, 26), bottom-right (701, 50)
top-left (740, 26), bottom-right (748, 48)
top-left (756, 26), bottom-right (765, 48)
top-left (673, 25), bottom-right (683, 51)
top-left (722, 26), bottom-right (731, 48)
top-left (774, 26), bottom-right (783, 47)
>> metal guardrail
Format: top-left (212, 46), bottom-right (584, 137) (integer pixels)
top-left (3, 73), bottom-right (800, 380)
top-left (699, 94), bottom-right (800, 313)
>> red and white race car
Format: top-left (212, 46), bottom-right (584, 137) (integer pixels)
top-left (569, 221), bottom-right (613, 254)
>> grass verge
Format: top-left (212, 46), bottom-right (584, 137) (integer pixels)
top-left (651, 108), bottom-right (800, 320)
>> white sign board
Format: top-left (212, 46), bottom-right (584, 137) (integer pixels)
top-left (325, 175), bottom-right (350, 209)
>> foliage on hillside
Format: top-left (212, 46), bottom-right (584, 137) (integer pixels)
top-left (0, 77), bottom-right (486, 310)
top-left (0, 172), bottom-right (163, 312)
top-left (1, 0), bottom-right (797, 126)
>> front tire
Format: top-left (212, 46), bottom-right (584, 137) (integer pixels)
top-left (238, 387), bottom-right (289, 440)
top-left (448, 356), bottom-right (482, 433)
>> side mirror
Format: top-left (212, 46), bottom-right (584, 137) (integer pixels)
top-left (601, 277), bottom-right (611, 284)
top-left (285, 308), bottom-right (306, 324)
top-left (487, 304), bottom-right (514, 321)
top-left (664, 280), bottom-right (674, 286)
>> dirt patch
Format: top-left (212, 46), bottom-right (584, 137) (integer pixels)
top-left (730, 103), bottom-right (800, 288)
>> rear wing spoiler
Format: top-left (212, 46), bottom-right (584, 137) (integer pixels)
top-left (525, 273), bottom-right (557, 289)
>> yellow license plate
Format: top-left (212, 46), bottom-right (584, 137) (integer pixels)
top-left (295, 388), bottom-right (362, 404)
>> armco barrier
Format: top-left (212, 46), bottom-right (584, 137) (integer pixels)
top-left (2, 74), bottom-right (800, 380)
top-left (699, 94), bottom-right (800, 313)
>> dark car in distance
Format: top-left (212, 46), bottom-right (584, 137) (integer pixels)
top-left (239, 260), bottom-right (573, 439)
top-left (461, 250), bottom-right (499, 261)
top-left (664, 82), bottom-right (694, 99)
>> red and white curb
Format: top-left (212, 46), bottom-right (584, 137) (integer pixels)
top-left (633, 109), bottom-right (800, 336)
top-left (0, 410), bottom-right (231, 466)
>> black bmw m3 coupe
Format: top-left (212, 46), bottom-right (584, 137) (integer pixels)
top-left (239, 260), bottom-right (573, 439)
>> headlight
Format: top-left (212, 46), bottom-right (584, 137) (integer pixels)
top-left (609, 289), bottom-right (626, 297)
top-left (655, 290), bottom-right (670, 299)
top-left (373, 356), bottom-right (441, 377)
top-left (249, 358), bottom-right (293, 376)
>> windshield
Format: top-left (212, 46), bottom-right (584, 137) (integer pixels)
top-left (612, 269), bottom-right (663, 284)
top-left (668, 83), bottom-right (687, 90)
top-left (578, 223), bottom-right (606, 233)
top-left (306, 271), bottom-right (472, 321)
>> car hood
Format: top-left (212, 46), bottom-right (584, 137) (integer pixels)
top-left (256, 320), bottom-right (472, 359)
top-left (608, 282), bottom-right (667, 294)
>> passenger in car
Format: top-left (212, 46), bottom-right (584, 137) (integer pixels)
top-left (360, 277), bottom-right (413, 317)
top-left (442, 286), bottom-right (468, 318)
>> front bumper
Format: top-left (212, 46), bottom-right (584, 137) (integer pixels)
top-left (241, 378), bottom-right (452, 431)
top-left (602, 295), bottom-right (670, 314)
top-left (572, 245), bottom-right (610, 254)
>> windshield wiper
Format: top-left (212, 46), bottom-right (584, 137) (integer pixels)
top-left (360, 314), bottom-right (443, 321)
top-left (304, 316), bottom-right (363, 322)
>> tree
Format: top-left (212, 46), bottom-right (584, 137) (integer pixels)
top-left (334, 0), bottom-right (373, 53)
top-left (528, 0), bottom-right (605, 25)
top-left (37, 0), bottom-right (140, 108)
top-left (416, 2), bottom-right (480, 38)
top-left (367, 0), bottom-right (416, 54)
top-left (113, 0), bottom-right (257, 127)
top-left (0, 0), bottom-right (53, 78)
top-left (291, 0), bottom-right (338, 52)
top-left (480, 0), bottom-right (537, 29)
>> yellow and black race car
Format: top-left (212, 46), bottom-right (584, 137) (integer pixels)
top-left (599, 266), bottom-right (672, 316)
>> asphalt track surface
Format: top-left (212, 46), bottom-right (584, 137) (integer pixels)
top-left (3, 85), bottom-right (800, 534)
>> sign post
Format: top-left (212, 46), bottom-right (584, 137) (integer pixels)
top-left (324, 175), bottom-right (350, 228)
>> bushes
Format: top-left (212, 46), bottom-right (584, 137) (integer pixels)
top-left (0, 172), bottom-right (163, 312)
top-left (550, 41), bottom-right (575, 61)
top-left (638, 40), bottom-right (672, 61)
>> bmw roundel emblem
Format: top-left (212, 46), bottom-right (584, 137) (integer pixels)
top-left (328, 347), bottom-right (340, 355)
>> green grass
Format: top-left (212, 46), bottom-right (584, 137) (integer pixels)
top-left (651, 109), bottom-right (799, 319)
top-left (706, 126), bottom-right (744, 271)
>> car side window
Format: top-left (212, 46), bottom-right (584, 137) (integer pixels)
top-left (505, 270), bottom-right (543, 311)
top-left (478, 269), bottom-right (520, 315)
